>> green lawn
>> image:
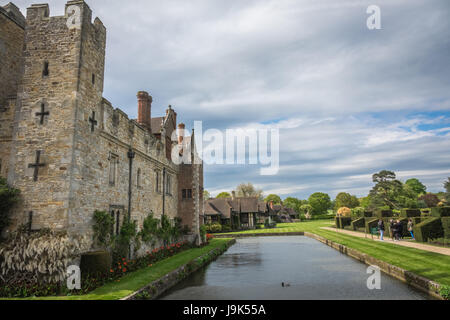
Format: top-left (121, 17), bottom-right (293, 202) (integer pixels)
top-left (223, 220), bottom-right (450, 286)
top-left (2, 238), bottom-right (232, 301)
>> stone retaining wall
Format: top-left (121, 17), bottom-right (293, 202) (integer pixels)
top-left (303, 232), bottom-right (443, 300)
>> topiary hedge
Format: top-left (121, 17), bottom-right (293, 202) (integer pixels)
top-left (375, 209), bottom-right (393, 218)
top-left (351, 217), bottom-right (365, 231)
top-left (400, 209), bottom-right (421, 218)
top-left (414, 217), bottom-right (444, 243)
top-left (335, 216), bottom-right (352, 229)
top-left (80, 251), bottom-right (112, 276)
top-left (441, 217), bottom-right (450, 240)
top-left (431, 207), bottom-right (450, 217)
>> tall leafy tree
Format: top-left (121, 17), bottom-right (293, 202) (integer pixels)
top-left (369, 170), bottom-right (403, 209)
top-left (405, 178), bottom-right (427, 195)
top-left (308, 192), bottom-right (332, 215)
top-left (283, 197), bottom-right (302, 213)
top-left (236, 183), bottom-right (264, 200)
top-left (334, 192), bottom-right (360, 210)
top-left (264, 194), bottom-right (282, 205)
top-left (203, 190), bottom-right (211, 200)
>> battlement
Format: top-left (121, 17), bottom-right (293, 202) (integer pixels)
top-left (100, 97), bottom-right (180, 171)
top-left (0, 2), bottom-right (26, 28)
top-left (25, 1), bottom-right (105, 35)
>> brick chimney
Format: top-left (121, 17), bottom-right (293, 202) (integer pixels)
top-left (269, 201), bottom-right (274, 210)
top-left (232, 191), bottom-right (236, 200)
top-left (137, 91), bottom-right (152, 131)
top-left (178, 123), bottom-right (185, 145)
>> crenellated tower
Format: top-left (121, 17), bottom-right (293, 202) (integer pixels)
top-left (7, 0), bottom-right (106, 233)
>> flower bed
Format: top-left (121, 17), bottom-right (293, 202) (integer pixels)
top-left (0, 240), bottom-right (199, 298)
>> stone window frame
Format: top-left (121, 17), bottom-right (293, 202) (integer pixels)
top-left (42, 61), bottom-right (49, 78)
top-left (182, 188), bottom-right (192, 200)
top-left (108, 152), bottom-right (119, 186)
top-left (155, 169), bottom-right (161, 193)
top-left (165, 173), bottom-right (172, 196)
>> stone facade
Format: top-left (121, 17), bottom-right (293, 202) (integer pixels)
top-left (0, 3), bottom-right (25, 178)
top-left (0, 1), bottom-right (203, 252)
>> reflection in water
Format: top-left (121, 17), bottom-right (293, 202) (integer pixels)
top-left (160, 236), bottom-right (431, 300)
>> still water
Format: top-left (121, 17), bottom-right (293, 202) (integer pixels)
top-left (161, 236), bottom-right (431, 300)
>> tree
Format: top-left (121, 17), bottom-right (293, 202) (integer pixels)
top-left (359, 196), bottom-right (371, 209)
top-left (418, 193), bottom-right (440, 208)
top-left (264, 194), bottom-right (282, 205)
top-left (299, 204), bottom-right (313, 219)
top-left (0, 177), bottom-right (21, 237)
top-left (334, 192), bottom-right (360, 210)
top-left (369, 170), bottom-right (404, 209)
top-left (203, 190), bottom-right (211, 200)
top-left (445, 178), bottom-right (450, 202)
top-left (216, 192), bottom-right (231, 199)
top-left (405, 178), bottom-right (426, 195)
top-left (337, 207), bottom-right (351, 217)
top-left (236, 183), bottom-right (263, 200)
top-left (308, 192), bottom-right (332, 215)
top-left (283, 197), bottom-right (302, 213)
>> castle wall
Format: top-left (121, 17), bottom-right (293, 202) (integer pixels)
top-left (0, 6), bottom-right (25, 179)
top-left (7, 3), bottom-right (84, 231)
top-left (3, 0), bottom-right (201, 251)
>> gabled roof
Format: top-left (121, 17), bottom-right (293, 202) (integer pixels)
top-left (204, 197), bottom-right (268, 217)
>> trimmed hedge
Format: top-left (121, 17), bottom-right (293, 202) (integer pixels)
top-left (351, 217), bottom-right (365, 231)
top-left (441, 217), bottom-right (450, 239)
top-left (80, 251), bottom-right (112, 276)
top-left (414, 217), bottom-right (444, 243)
top-left (375, 209), bottom-right (393, 218)
top-left (335, 216), bottom-right (352, 229)
top-left (400, 209), bottom-right (421, 218)
top-left (431, 207), bottom-right (450, 218)
top-left (363, 211), bottom-right (373, 217)
top-left (365, 219), bottom-right (379, 233)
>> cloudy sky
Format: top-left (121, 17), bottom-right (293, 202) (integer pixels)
top-left (11, 0), bottom-right (450, 199)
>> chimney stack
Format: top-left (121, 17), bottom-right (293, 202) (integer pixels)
top-left (137, 91), bottom-right (152, 131)
top-left (232, 191), bottom-right (236, 200)
top-left (178, 123), bottom-right (185, 145)
top-left (269, 201), bottom-right (274, 210)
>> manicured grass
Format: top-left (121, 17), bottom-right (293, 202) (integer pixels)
top-left (223, 220), bottom-right (450, 286)
top-left (2, 238), bottom-right (232, 301)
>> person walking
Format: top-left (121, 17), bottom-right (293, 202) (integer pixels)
top-left (407, 219), bottom-right (415, 240)
top-left (394, 219), bottom-right (402, 241)
top-left (378, 219), bottom-right (385, 241)
top-left (389, 219), bottom-right (395, 241)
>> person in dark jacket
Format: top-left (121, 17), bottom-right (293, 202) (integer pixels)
top-left (378, 219), bottom-right (385, 241)
top-left (389, 219), bottom-right (395, 240)
top-left (394, 220), bottom-right (402, 241)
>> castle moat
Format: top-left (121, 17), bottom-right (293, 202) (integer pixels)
top-left (160, 236), bottom-right (431, 300)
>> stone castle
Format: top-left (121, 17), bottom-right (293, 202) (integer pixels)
top-left (0, 1), bottom-right (204, 250)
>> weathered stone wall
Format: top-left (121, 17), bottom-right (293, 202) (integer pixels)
top-left (4, 1), bottom-right (202, 255)
top-left (7, 3), bottom-right (84, 232)
top-left (0, 5), bottom-right (25, 179)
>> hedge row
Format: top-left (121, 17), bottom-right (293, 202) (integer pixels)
top-left (414, 218), bottom-right (444, 243)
